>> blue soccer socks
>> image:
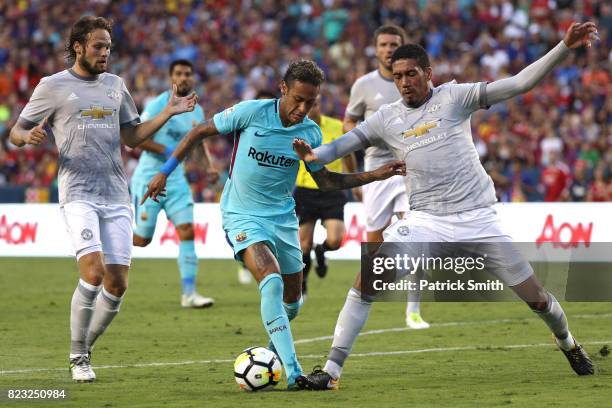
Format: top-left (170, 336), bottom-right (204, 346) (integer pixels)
top-left (259, 274), bottom-right (303, 385)
top-left (178, 240), bottom-right (198, 295)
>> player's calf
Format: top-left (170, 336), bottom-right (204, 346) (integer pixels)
top-left (527, 289), bottom-right (595, 375)
top-left (268, 296), bottom-right (304, 362)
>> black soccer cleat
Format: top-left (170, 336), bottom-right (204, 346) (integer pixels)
top-left (299, 366), bottom-right (338, 390)
top-left (560, 341), bottom-right (594, 376)
top-left (287, 376), bottom-right (307, 391)
top-left (314, 245), bottom-right (328, 278)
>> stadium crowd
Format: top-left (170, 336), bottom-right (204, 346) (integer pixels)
top-left (0, 0), bottom-right (610, 202)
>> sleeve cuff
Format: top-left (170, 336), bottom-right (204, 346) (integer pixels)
top-left (17, 117), bottom-right (39, 129)
top-left (305, 162), bottom-right (325, 173)
top-left (120, 117), bottom-right (141, 128)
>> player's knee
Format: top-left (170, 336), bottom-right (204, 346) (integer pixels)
top-left (106, 276), bottom-right (128, 297)
top-left (300, 240), bottom-right (312, 254)
top-left (83, 270), bottom-right (104, 287)
top-left (251, 264), bottom-right (279, 280)
top-left (243, 244), bottom-right (281, 280)
top-left (78, 253), bottom-right (105, 285)
top-left (326, 237), bottom-right (343, 250)
top-left (283, 284), bottom-right (302, 304)
top-left (133, 235), bottom-right (151, 247)
top-left (80, 261), bottom-right (105, 284)
top-left (283, 296), bottom-right (304, 321)
top-left (175, 223), bottom-right (195, 241)
top-left (527, 289), bottom-right (550, 312)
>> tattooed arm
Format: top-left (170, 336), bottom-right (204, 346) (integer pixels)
top-left (310, 161), bottom-right (406, 192)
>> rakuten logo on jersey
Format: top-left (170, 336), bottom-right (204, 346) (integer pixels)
top-left (536, 214), bottom-right (593, 248)
top-left (0, 215), bottom-right (38, 245)
top-left (247, 147), bottom-right (296, 169)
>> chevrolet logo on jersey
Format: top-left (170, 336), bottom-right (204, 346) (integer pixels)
top-left (402, 120), bottom-right (440, 139)
top-left (80, 106), bottom-right (115, 120)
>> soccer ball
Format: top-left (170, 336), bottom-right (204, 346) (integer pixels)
top-left (233, 346), bottom-right (282, 391)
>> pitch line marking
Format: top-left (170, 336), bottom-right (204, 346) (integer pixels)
top-left (1, 313), bottom-right (610, 375)
top-left (294, 312), bottom-right (612, 345)
top-left (2, 340), bottom-right (611, 375)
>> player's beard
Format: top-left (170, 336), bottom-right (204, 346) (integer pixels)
top-left (176, 82), bottom-right (192, 97)
top-left (79, 57), bottom-right (106, 75)
top-left (378, 56), bottom-right (392, 72)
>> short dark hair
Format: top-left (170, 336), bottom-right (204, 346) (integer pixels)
top-left (374, 24), bottom-right (406, 45)
top-left (391, 44), bottom-right (430, 69)
top-left (169, 59), bottom-right (193, 75)
top-left (282, 59), bottom-right (325, 88)
top-left (65, 16), bottom-right (113, 62)
top-left (255, 89), bottom-right (277, 99)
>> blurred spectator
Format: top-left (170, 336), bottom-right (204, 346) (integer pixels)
top-left (568, 160), bottom-right (590, 202)
top-left (541, 151), bottom-right (570, 202)
top-left (587, 163), bottom-right (612, 201)
top-left (540, 128), bottom-right (563, 166)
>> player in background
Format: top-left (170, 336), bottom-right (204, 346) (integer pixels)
top-left (294, 95), bottom-right (357, 296)
top-left (9, 16), bottom-right (196, 382)
top-left (236, 89), bottom-right (278, 285)
top-left (142, 60), bottom-right (406, 389)
top-left (131, 59), bottom-right (214, 308)
top-left (295, 22), bottom-right (599, 389)
top-left (344, 24), bottom-right (428, 329)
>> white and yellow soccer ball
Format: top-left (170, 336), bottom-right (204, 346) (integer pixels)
top-left (234, 346), bottom-right (282, 391)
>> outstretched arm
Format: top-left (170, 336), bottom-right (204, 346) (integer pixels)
top-left (310, 161), bottom-right (406, 192)
top-left (293, 128), bottom-right (371, 165)
top-left (168, 120), bottom-right (220, 162)
top-left (137, 139), bottom-right (174, 158)
top-left (140, 119), bottom-right (220, 203)
top-left (485, 22), bottom-right (598, 106)
top-left (121, 84), bottom-right (197, 148)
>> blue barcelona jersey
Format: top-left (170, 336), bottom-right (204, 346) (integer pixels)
top-left (213, 99), bottom-right (323, 217)
top-left (132, 90), bottom-right (205, 182)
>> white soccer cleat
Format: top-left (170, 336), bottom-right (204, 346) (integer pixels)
top-left (237, 266), bottom-right (253, 285)
top-left (406, 312), bottom-right (430, 329)
top-left (181, 292), bottom-right (215, 308)
top-left (69, 354), bottom-right (96, 383)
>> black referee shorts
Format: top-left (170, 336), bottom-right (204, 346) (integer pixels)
top-left (294, 187), bottom-right (347, 225)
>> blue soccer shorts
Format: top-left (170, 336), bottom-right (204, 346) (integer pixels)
top-left (223, 211), bottom-right (303, 275)
top-left (132, 175), bottom-right (194, 239)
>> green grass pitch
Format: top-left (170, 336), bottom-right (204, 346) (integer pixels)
top-left (0, 258), bottom-right (610, 407)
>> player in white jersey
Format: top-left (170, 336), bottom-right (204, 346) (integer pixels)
top-left (343, 24), bottom-right (428, 329)
top-left (9, 16), bottom-right (196, 383)
top-left (295, 22), bottom-right (599, 389)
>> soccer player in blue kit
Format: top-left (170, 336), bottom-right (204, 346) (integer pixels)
top-left (131, 59), bottom-right (214, 308)
top-left (142, 60), bottom-right (406, 389)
